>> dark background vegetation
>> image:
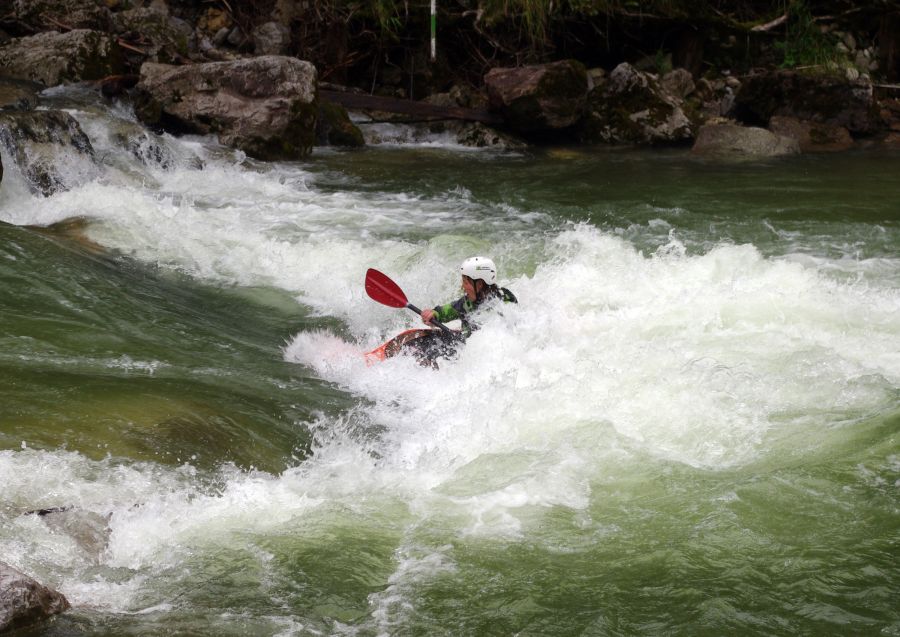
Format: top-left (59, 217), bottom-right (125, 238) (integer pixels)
top-left (248, 0), bottom-right (899, 94)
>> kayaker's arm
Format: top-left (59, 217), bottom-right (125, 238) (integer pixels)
top-left (422, 301), bottom-right (462, 326)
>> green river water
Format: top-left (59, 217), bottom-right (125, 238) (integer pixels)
top-left (0, 91), bottom-right (898, 636)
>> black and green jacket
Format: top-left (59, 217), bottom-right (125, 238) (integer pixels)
top-left (432, 286), bottom-right (517, 337)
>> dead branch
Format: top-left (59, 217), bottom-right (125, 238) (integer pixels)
top-left (751, 14), bottom-right (787, 32)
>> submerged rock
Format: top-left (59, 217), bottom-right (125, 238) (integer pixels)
top-left (692, 123), bottom-right (799, 156)
top-left (133, 56), bottom-right (318, 160)
top-left (484, 59), bottom-right (588, 133)
top-left (0, 30), bottom-right (124, 87)
top-left (0, 562), bottom-right (69, 633)
top-left (581, 62), bottom-right (694, 145)
top-left (35, 507), bottom-right (112, 563)
top-left (0, 110), bottom-right (99, 196)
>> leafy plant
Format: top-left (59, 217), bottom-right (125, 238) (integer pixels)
top-left (776, 0), bottom-right (841, 69)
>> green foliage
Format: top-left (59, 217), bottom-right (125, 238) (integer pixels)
top-left (776, 0), bottom-right (842, 69)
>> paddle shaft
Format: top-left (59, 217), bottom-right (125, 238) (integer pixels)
top-left (405, 302), bottom-right (453, 334)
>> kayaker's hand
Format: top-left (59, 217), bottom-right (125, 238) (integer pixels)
top-left (421, 309), bottom-right (435, 325)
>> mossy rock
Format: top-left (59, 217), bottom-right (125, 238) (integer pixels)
top-left (316, 102), bottom-right (364, 147)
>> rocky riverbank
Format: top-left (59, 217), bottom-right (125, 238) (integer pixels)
top-left (1, 0), bottom-right (899, 197)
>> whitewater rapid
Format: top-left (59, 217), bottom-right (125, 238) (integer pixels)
top-left (1, 92), bottom-right (898, 625)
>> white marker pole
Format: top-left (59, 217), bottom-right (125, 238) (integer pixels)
top-left (430, 0), bottom-right (436, 61)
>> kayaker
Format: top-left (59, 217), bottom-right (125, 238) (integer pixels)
top-left (420, 256), bottom-right (517, 337)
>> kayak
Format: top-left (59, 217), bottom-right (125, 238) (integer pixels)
top-left (364, 328), bottom-right (462, 366)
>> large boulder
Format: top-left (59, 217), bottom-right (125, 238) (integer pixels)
top-left (0, 30), bottom-right (124, 87)
top-left (484, 60), bottom-right (587, 133)
top-left (734, 70), bottom-right (878, 134)
top-left (0, 562), bottom-right (69, 633)
top-left (13, 0), bottom-right (110, 31)
top-left (768, 115), bottom-right (853, 152)
top-left (0, 110), bottom-right (99, 196)
top-left (692, 123), bottom-right (800, 157)
top-left (581, 62), bottom-right (694, 145)
top-left (133, 56), bottom-right (318, 160)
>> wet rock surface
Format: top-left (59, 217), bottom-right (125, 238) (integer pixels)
top-left (0, 562), bottom-right (69, 633)
top-left (0, 109), bottom-right (99, 196)
top-left (133, 55), bottom-right (318, 160)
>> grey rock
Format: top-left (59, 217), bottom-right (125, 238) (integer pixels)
top-left (0, 562), bottom-right (69, 633)
top-left (582, 62), bottom-right (693, 145)
top-left (0, 110), bottom-right (99, 196)
top-left (13, 0), bottom-right (110, 31)
top-left (0, 30), bottom-right (124, 87)
top-left (133, 56), bottom-right (318, 160)
top-left (660, 68), bottom-right (695, 101)
top-left (110, 7), bottom-right (193, 64)
top-left (252, 21), bottom-right (290, 56)
top-left (692, 123), bottom-right (800, 156)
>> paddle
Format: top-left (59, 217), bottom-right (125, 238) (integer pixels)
top-left (365, 268), bottom-right (453, 334)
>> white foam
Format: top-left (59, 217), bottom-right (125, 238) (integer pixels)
top-left (2, 97), bottom-right (899, 620)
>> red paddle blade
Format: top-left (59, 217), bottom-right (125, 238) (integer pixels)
top-left (365, 268), bottom-right (408, 308)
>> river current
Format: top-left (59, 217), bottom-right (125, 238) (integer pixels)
top-left (1, 88), bottom-right (898, 636)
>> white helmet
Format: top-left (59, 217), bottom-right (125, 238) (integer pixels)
top-left (460, 256), bottom-right (496, 285)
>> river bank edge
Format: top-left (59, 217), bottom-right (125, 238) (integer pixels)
top-left (2, 1), bottom-right (900, 198)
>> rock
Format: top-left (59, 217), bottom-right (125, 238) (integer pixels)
top-left (734, 70), bottom-right (878, 134)
top-left (660, 68), bottom-right (695, 101)
top-left (108, 119), bottom-right (174, 168)
top-left (0, 562), bottom-right (69, 632)
top-left (252, 21), bottom-right (290, 56)
top-left (13, 0), bottom-right (110, 31)
top-left (0, 110), bottom-right (99, 196)
top-left (0, 30), bottom-right (124, 87)
top-left (484, 59), bottom-right (588, 133)
top-left (691, 123), bottom-right (800, 156)
top-left (110, 7), bottom-right (193, 64)
top-left (768, 115), bottom-right (853, 152)
top-left (587, 67), bottom-right (607, 91)
top-left (0, 78), bottom-right (42, 111)
top-left (36, 508), bottom-right (111, 562)
top-left (133, 56), bottom-right (318, 160)
top-left (693, 77), bottom-right (738, 120)
top-left (581, 62), bottom-right (694, 145)
top-left (226, 26), bottom-right (246, 48)
top-left (450, 84), bottom-right (488, 110)
top-left (454, 122), bottom-right (526, 150)
top-left (197, 7), bottom-right (232, 36)
top-left (316, 102), bottom-right (364, 147)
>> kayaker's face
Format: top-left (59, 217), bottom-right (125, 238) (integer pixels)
top-left (462, 276), bottom-right (477, 301)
